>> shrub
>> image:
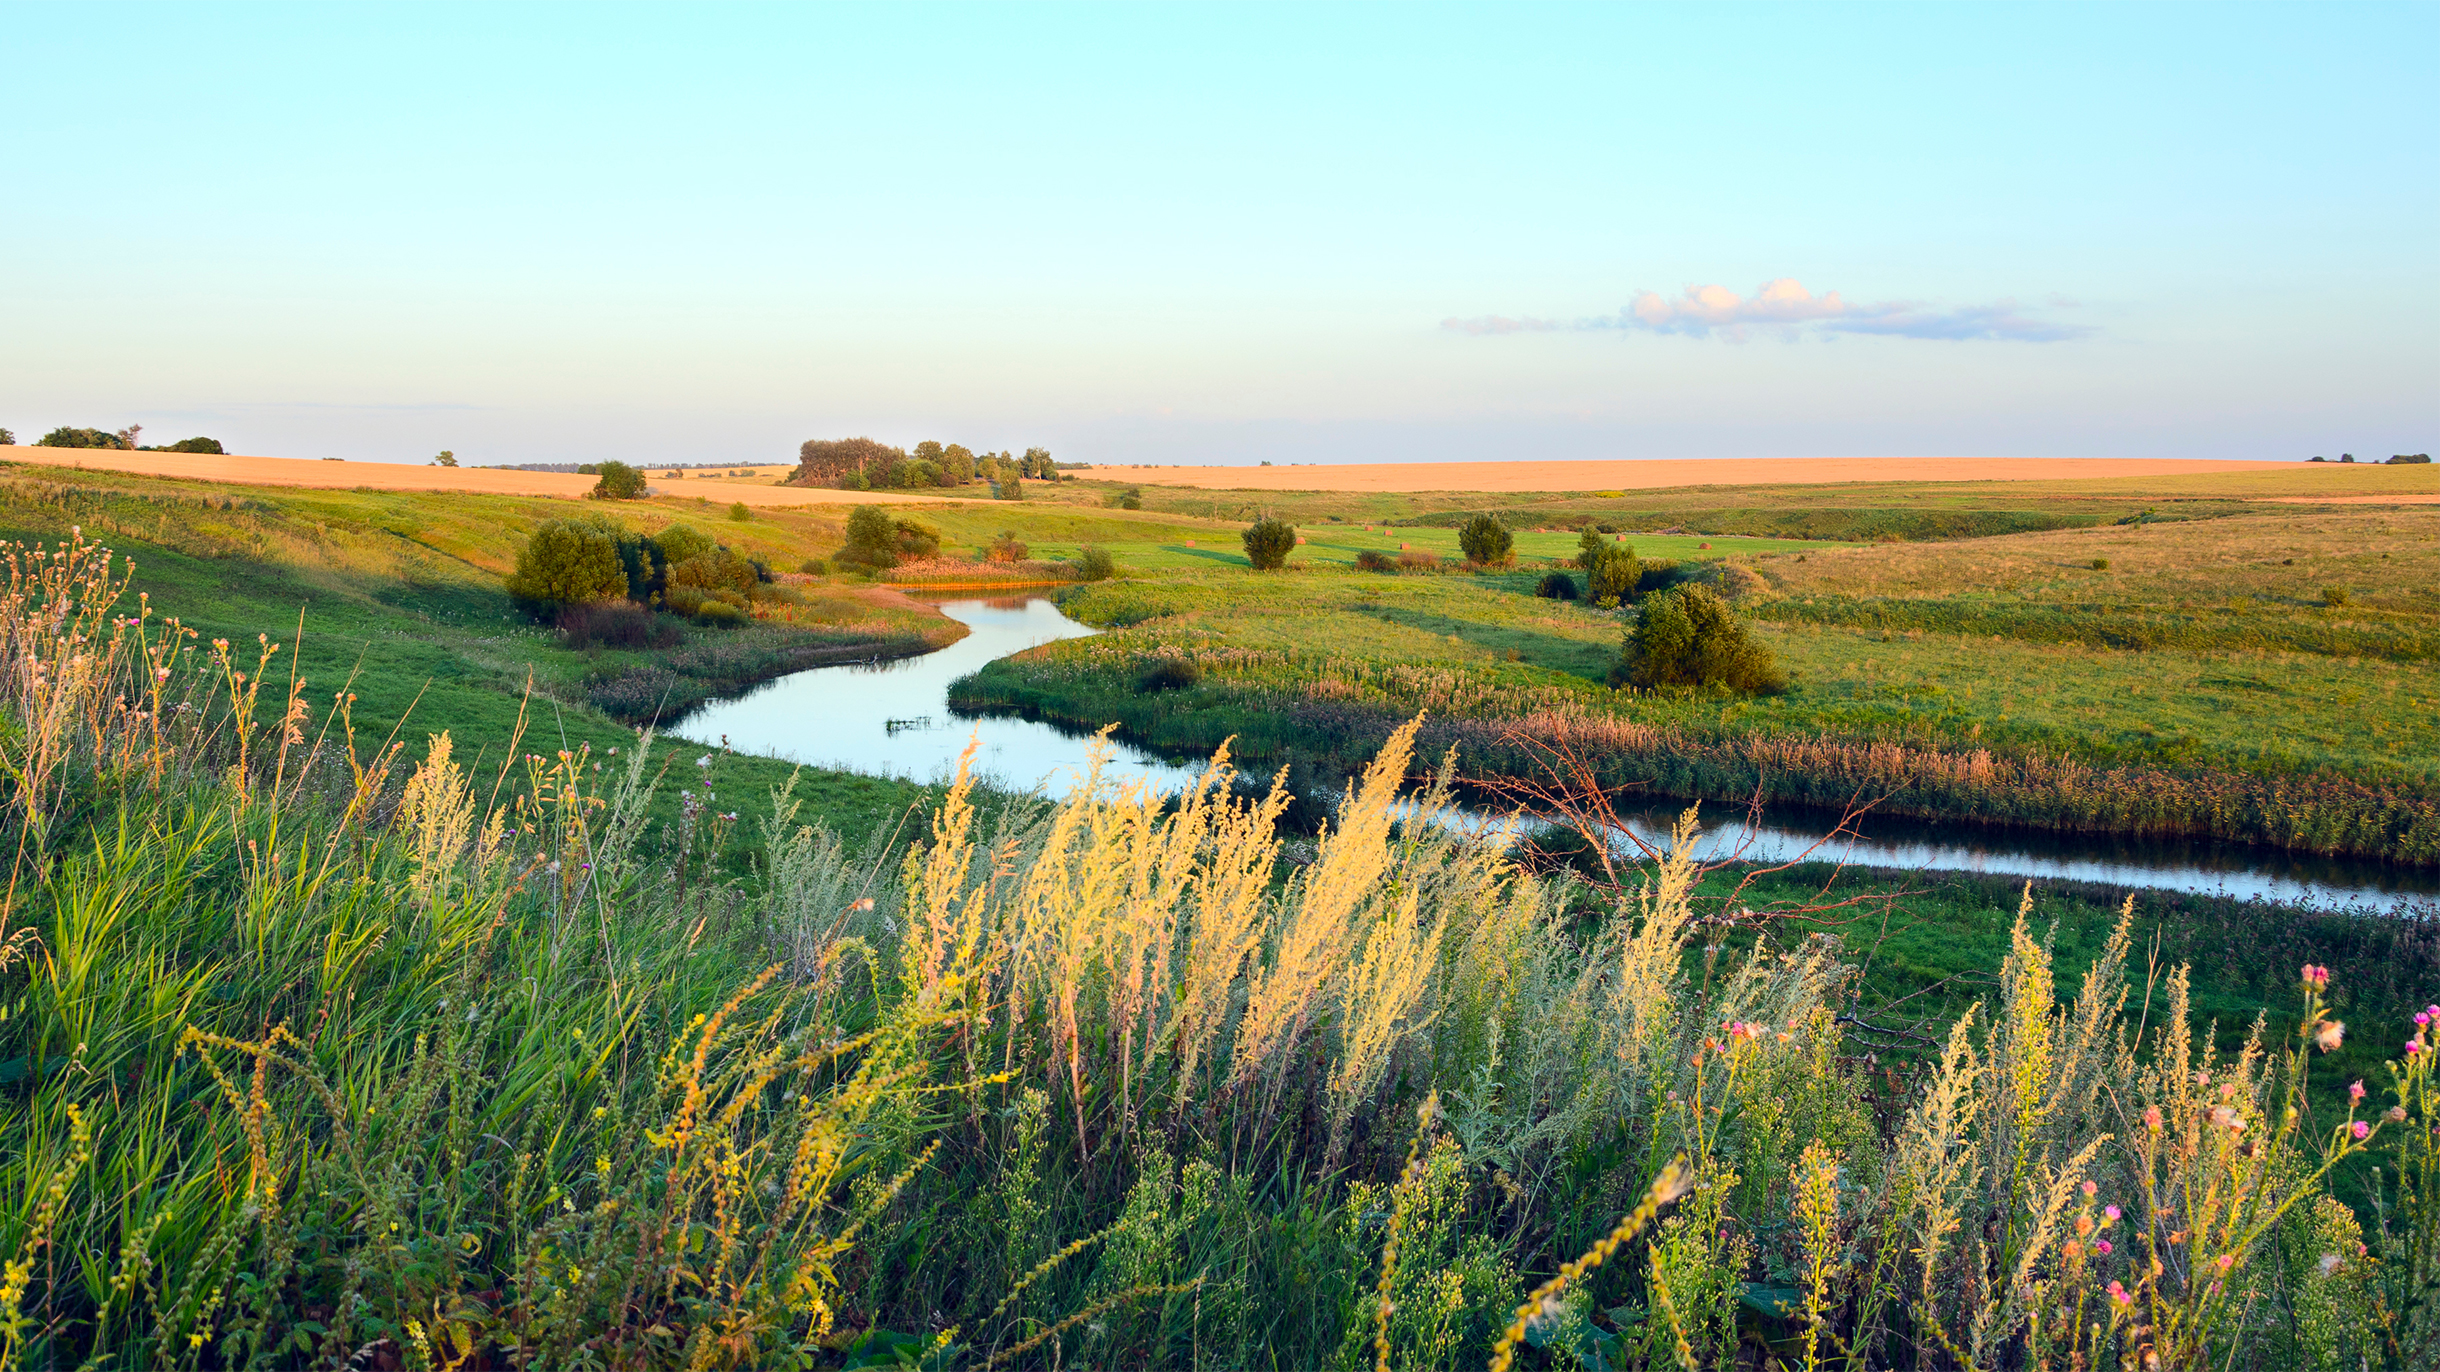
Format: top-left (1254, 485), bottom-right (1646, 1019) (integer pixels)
top-left (1613, 583), bottom-right (1786, 693)
top-left (1587, 543), bottom-right (1641, 606)
top-left (1136, 657), bottom-right (1201, 692)
top-left (1354, 549), bottom-right (1395, 573)
top-left (837, 507), bottom-right (897, 569)
top-left (2092, 557), bottom-right (2111, 570)
top-left (505, 519), bottom-right (629, 609)
top-left (727, 501), bottom-right (751, 522)
top-left (2325, 585), bottom-right (2350, 608)
top-left (1397, 548), bottom-right (1441, 571)
top-left (591, 460), bottom-right (648, 499)
top-left (654, 522), bottom-right (715, 566)
top-left (1457, 513), bottom-right (1514, 566)
top-left (35, 426), bottom-right (125, 449)
top-left (161, 436), bottom-right (224, 454)
top-left (669, 548), bottom-right (761, 601)
top-left (986, 531), bottom-right (1029, 563)
top-left (1242, 516), bottom-right (1297, 570)
top-left (2390, 453), bottom-right (2432, 464)
top-left (1073, 546), bottom-right (1116, 581)
top-left (693, 598), bottom-right (748, 625)
top-left (1535, 571), bottom-right (1579, 600)
top-left (1118, 487), bottom-right (1143, 510)
top-left (798, 556), bottom-right (828, 575)
top-left (556, 600), bottom-right (676, 650)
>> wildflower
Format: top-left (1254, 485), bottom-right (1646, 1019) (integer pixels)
top-left (2096, 1239), bottom-right (2113, 1255)
top-left (2081, 1180), bottom-right (2098, 1197)
top-left (2214, 1254), bottom-right (2235, 1273)
top-left (2411, 1041), bottom-right (2424, 1056)
top-left (2389, 1106), bottom-right (2409, 1123)
top-left (2143, 1105), bottom-right (2163, 1129)
top-left (2104, 1204), bottom-right (2122, 1221)
top-left (2421, 1012), bottom-right (2433, 1027)
top-left (2318, 1254), bottom-right (2343, 1277)
top-left (2107, 1281), bottom-right (2131, 1306)
top-left (2352, 1121), bottom-right (2371, 1141)
top-left (2315, 1019), bottom-right (2345, 1052)
top-left (2209, 1106), bottom-right (2239, 1130)
top-left (2350, 1080), bottom-right (2367, 1101)
top-left (2302, 963), bottom-right (2329, 989)
top-left (697, 755), bottom-right (712, 768)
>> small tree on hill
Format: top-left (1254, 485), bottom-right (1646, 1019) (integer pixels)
top-left (1457, 513), bottom-right (1514, 567)
top-left (1024, 446), bottom-right (1055, 479)
top-left (1613, 584), bottom-right (1785, 694)
top-left (505, 520), bottom-right (629, 609)
top-left (432, 450), bottom-right (457, 467)
top-left (1242, 516), bottom-right (1296, 570)
top-left (654, 523), bottom-right (715, 566)
top-left (592, 460), bottom-right (647, 499)
top-left (163, 436), bottom-right (223, 454)
top-left (0, 429), bottom-right (12, 445)
top-left (1587, 543), bottom-right (1642, 607)
top-left (839, 506), bottom-right (900, 569)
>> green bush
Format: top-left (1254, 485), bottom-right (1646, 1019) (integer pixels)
top-left (798, 556), bottom-right (828, 575)
top-left (1587, 543), bottom-right (1642, 606)
top-left (2325, 585), bottom-right (2350, 608)
top-left (1534, 571), bottom-right (1578, 600)
top-left (1136, 657), bottom-right (1201, 692)
top-left (35, 426), bottom-right (126, 449)
top-left (504, 519), bottom-right (630, 609)
top-left (727, 501), bottom-right (751, 522)
top-left (1613, 584), bottom-right (1786, 694)
top-left (1073, 546), bottom-right (1116, 581)
top-left (1354, 549), bottom-right (1395, 573)
top-left (1241, 516), bottom-right (1297, 570)
top-left (161, 436), bottom-right (224, 454)
top-left (2389, 453), bottom-right (2432, 464)
top-left (2092, 557), bottom-right (2111, 570)
top-left (654, 523), bottom-right (715, 566)
top-left (986, 531), bottom-right (1029, 563)
top-left (1456, 513), bottom-right (1513, 567)
top-left (670, 548), bottom-right (760, 602)
top-left (592, 460), bottom-right (648, 499)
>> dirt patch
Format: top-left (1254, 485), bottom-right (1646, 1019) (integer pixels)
top-left (0, 447), bottom-right (995, 508)
top-left (1080, 457), bottom-right (2296, 493)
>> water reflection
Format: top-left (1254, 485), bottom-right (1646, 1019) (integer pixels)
top-left (672, 595), bottom-right (2440, 917)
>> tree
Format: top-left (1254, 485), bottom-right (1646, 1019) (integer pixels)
top-left (0, 429), bottom-right (12, 445)
top-left (115, 425), bottom-right (142, 449)
top-left (1457, 513), bottom-right (1514, 567)
top-left (654, 523), bottom-right (715, 566)
top-left (728, 501), bottom-right (752, 522)
top-left (592, 460), bottom-right (648, 499)
top-left (505, 520), bottom-right (629, 608)
top-left (162, 436), bottom-right (223, 454)
top-left (1613, 584), bottom-right (1785, 694)
top-left (941, 444), bottom-right (977, 484)
top-left (1587, 543), bottom-right (1642, 607)
top-left (1575, 529), bottom-right (1608, 571)
top-left (36, 427), bottom-right (125, 449)
top-left (796, 437), bottom-right (905, 487)
top-left (1024, 446), bottom-right (1055, 479)
top-left (1242, 516), bottom-right (1297, 570)
top-left (839, 506), bottom-right (901, 569)
top-left (432, 450), bottom-right (458, 467)
top-left (913, 441), bottom-right (945, 468)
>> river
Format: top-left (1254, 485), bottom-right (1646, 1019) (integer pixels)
top-left (670, 594), bottom-right (2440, 917)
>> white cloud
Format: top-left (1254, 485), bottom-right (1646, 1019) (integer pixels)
top-left (1444, 278), bottom-right (2090, 343)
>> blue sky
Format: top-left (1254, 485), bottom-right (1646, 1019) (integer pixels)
top-left (4, 1), bottom-right (2433, 466)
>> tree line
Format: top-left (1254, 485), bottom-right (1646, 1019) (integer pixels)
top-left (793, 436), bottom-right (1059, 497)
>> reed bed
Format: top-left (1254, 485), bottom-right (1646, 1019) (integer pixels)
top-left (3, 531), bottom-right (2438, 1369)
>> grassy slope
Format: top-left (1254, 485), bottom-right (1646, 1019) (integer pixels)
top-left (950, 507), bottom-right (2439, 860)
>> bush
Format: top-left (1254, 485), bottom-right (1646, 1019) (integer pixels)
top-left (1534, 571), bottom-right (1579, 600)
top-left (1242, 516), bottom-right (1297, 570)
top-left (1396, 548), bottom-right (1441, 571)
top-left (654, 523), bottom-right (715, 566)
top-left (838, 507), bottom-right (897, 569)
top-left (986, 531), bottom-right (1029, 563)
top-left (1587, 544), bottom-right (1642, 606)
top-left (1457, 513), bottom-right (1514, 567)
top-left (1354, 549), bottom-right (1395, 573)
top-left (1073, 546), bottom-right (1115, 581)
top-left (798, 556), bottom-right (828, 575)
top-left (2389, 453), bottom-right (2432, 464)
top-left (2325, 585), bottom-right (2350, 608)
top-left (692, 598), bottom-right (747, 625)
top-left (161, 436), bottom-right (224, 454)
top-left (1613, 584), bottom-right (1786, 694)
top-left (727, 502), bottom-right (751, 522)
top-left (36, 426), bottom-right (126, 449)
top-left (2092, 557), bottom-right (2111, 570)
top-left (505, 519), bottom-right (629, 609)
top-left (556, 600), bottom-right (676, 650)
top-left (591, 460), bottom-right (648, 499)
top-left (670, 548), bottom-right (761, 602)
top-left (1136, 657), bottom-right (1201, 693)
top-left (1119, 487), bottom-right (1143, 510)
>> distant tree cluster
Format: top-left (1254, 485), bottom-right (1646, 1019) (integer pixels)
top-left (506, 514), bottom-right (775, 626)
top-left (792, 437), bottom-right (1064, 494)
top-left (31, 425), bottom-right (223, 453)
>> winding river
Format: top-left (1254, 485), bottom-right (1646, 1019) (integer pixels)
top-left (671, 594), bottom-right (2440, 917)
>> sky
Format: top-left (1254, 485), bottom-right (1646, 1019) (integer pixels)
top-left (4, 1), bottom-right (2435, 468)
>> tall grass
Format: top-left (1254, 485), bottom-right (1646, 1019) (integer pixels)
top-left (5, 531), bottom-right (2439, 1368)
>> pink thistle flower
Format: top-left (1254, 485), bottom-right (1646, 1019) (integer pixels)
top-left (2096, 1239), bottom-right (2113, 1255)
top-left (2353, 1121), bottom-right (2372, 1141)
top-left (2351, 1080), bottom-right (2367, 1101)
top-left (2107, 1281), bottom-right (2131, 1306)
top-left (2081, 1180), bottom-right (2098, 1197)
top-left (2104, 1205), bottom-right (2121, 1221)
top-left (2315, 1020), bottom-right (2345, 1053)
